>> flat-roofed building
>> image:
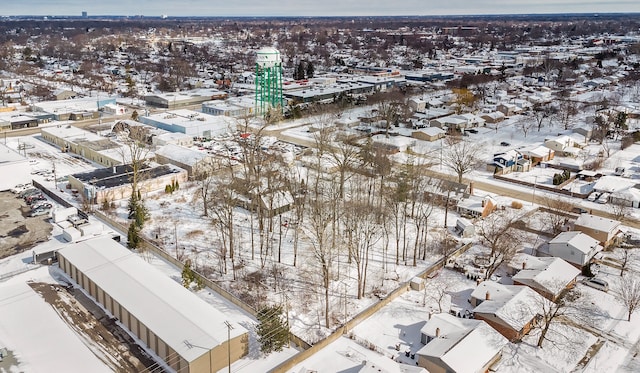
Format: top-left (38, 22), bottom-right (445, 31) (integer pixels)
top-left (57, 237), bottom-right (249, 373)
top-left (145, 89), bottom-right (227, 109)
top-left (140, 110), bottom-right (236, 138)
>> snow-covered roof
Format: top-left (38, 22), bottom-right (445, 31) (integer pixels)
top-left (512, 256), bottom-right (580, 297)
top-left (574, 214), bottom-right (621, 234)
top-left (155, 144), bottom-right (208, 166)
top-left (549, 231), bottom-right (602, 255)
top-left (417, 313), bottom-right (507, 373)
top-left (593, 175), bottom-right (637, 194)
top-left (57, 237), bottom-right (247, 363)
top-left (413, 127), bottom-right (445, 137)
top-left (520, 144), bottom-right (554, 158)
top-left (472, 283), bottom-right (546, 331)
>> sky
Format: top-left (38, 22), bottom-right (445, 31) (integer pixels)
top-left (2, 0), bottom-right (640, 17)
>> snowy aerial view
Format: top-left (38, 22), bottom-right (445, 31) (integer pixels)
top-left (2, 4), bottom-right (640, 373)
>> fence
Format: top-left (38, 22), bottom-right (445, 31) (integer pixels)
top-left (32, 180), bottom-right (73, 208)
top-left (493, 174), bottom-right (590, 199)
top-left (92, 210), bottom-right (259, 318)
top-left (269, 241), bottom-right (474, 373)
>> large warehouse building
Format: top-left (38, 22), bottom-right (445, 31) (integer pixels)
top-left (57, 237), bottom-right (249, 373)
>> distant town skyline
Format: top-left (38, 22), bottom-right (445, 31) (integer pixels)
top-left (3, 0), bottom-right (640, 17)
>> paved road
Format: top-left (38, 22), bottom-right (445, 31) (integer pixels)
top-left (264, 121), bottom-right (640, 229)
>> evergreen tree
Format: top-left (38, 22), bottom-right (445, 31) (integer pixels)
top-left (181, 260), bottom-right (204, 290)
top-left (306, 61), bottom-right (314, 79)
top-left (127, 222), bottom-right (140, 249)
top-left (131, 110), bottom-right (139, 121)
top-left (295, 61), bottom-right (306, 80)
top-left (256, 305), bottom-right (289, 353)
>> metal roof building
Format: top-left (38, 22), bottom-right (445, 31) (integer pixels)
top-left (57, 237), bottom-right (249, 372)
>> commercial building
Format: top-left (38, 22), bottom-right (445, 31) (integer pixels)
top-left (68, 163), bottom-right (188, 203)
top-left (41, 126), bottom-right (128, 167)
top-left (144, 89), bottom-right (227, 109)
top-left (57, 237), bottom-right (249, 373)
top-left (140, 110), bottom-right (237, 138)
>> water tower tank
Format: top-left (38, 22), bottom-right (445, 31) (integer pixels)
top-left (256, 47), bottom-right (281, 68)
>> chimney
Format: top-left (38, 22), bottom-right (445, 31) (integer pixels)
top-left (482, 198), bottom-right (486, 207)
top-left (428, 311), bottom-right (433, 320)
top-left (522, 262), bottom-right (526, 270)
top-left (485, 291), bottom-right (491, 301)
top-left (112, 166), bottom-right (116, 174)
top-left (469, 181), bottom-right (474, 195)
top-left (435, 327), bottom-right (440, 337)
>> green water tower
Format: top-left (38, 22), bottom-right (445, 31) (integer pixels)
top-left (255, 47), bottom-right (283, 117)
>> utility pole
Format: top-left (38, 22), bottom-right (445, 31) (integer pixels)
top-left (224, 320), bottom-right (234, 373)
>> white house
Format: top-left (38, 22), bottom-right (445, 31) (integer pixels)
top-left (417, 313), bottom-right (507, 373)
top-left (511, 255), bottom-right (580, 301)
top-left (548, 231), bottom-right (603, 268)
top-left (544, 135), bottom-right (578, 156)
top-left (471, 282), bottom-right (548, 341)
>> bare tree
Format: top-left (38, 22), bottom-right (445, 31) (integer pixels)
top-left (619, 248), bottom-right (635, 276)
top-left (327, 133), bottom-right (361, 199)
top-left (540, 197), bottom-right (574, 235)
top-left (535, 288), bottom-right (580, 348)
top-left (304, 179), bottom-right (339, 328)
top-left (477, 210), bottom-right (524, 280)
top-left (422, 275), bottom-right (453, 312)
top-left (517, 117), bottom-right (535, 138)
top-left (531, 102), bottom-right (555, 132)
top-left (619, 271), bottom-right (640, 321)
top-left (441, 136), bottom-right (483, 183)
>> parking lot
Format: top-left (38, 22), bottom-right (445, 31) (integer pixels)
top-left (0, 190), bottom-right (52, 259)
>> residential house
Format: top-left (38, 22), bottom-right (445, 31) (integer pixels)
top-left (457, 195), bottom-right (496, 219)
top-left (592, 176), bottom-right (640, 209)
top-left (455, 113), bottom-right (485, 128)
top-left (416, 313), bottom-right (507, 373)
top-left (573, 214), bottom-right (621, 248)
top-left (510, 254), bottom-right (580, 301)
top-left (544, 135), bottom-right (579, 157)
top-left (480, 111), bottom-right (505, 124)
top-left (430, 115), bottom-right (468, 131)
top-left (408, 98), bottom-right (427, 112)
top-left (371, 134), bottom-right (416, 154)
top-left (471, 282), bottom-right (548, 341)
top-left (488, 150), bottom-right (530, 174)
top-left (548, 231), bottom-right (603, 268)
top-left (496, 103), bottom-right (520, 116)
top-left (412, 127), bottom-right (446, 142)
top-left (53, 89), bottom-right (77, 100)
top-left (520, 145), bottom-right (555, 166)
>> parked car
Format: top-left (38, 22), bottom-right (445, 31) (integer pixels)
top-left (10, 184), bottom-right (31, 194)
top-left (467, 129), bottom-right (478, 134)
top-left (31, 202), bottom-right (52, 210)
top-left (582, 277), bottom-right (609, 292)
top-left (26, 194), bottom-right (46, 204)
top-left (571, 207), bottom-right (588, 214)
top-left (597, 192), bottom-right (610, 204)
top-left (18, 188), bottom-right (40, 199)
top-left (500, 141), bottom-right (510, 146)
top-left (587, 192), bottom-right (600, 202)
top-left (30, 207), bottom-right (51, 217)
